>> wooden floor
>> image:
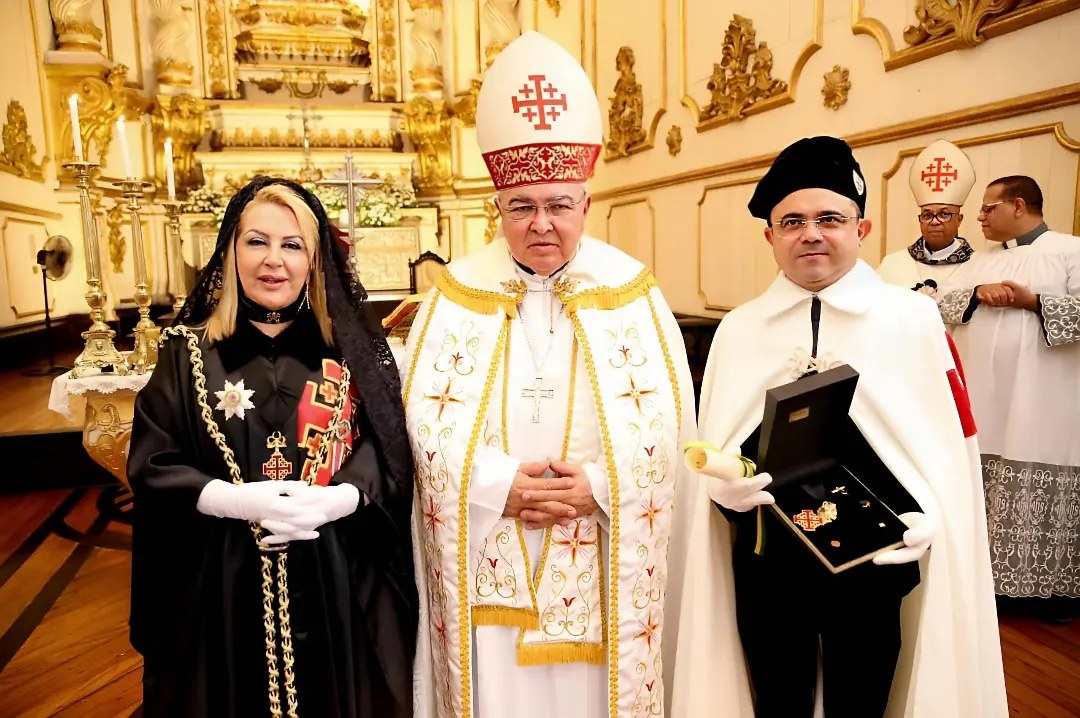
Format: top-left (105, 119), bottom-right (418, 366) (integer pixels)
top-left (1, 358), bottom-right (1079, 717)
top-left (0, 488), bottom-right (1077, 717)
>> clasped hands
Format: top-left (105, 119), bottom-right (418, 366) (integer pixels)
top-left (196, 478), bottom-right (360, 545)
top-left (975, 280), bottom-right (1038, 311)
top-left (503, 459), bottom-right (598, 530)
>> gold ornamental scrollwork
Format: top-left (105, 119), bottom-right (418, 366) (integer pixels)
top-left (403, 97), bottom-right (453, 193)
top-left (0, 100), bottom-right (45, 181)
top-left (450, 78), bottom-right (482, 127)
top-left (666, 125), bottom-right (683, 157)
top-left (106, 201), bottom-right (126, 272)
top-left (83, 391), bottom-right (137, 490)
top-left (49, 0), bottom-right (103, 52)
top-left (546, 0), bottom-right (562, 16)
top-left (822, 65), bottom-right (851, 111)
top-left (605, 47), bottom-right (648, 161)
top-left (905, 0), bottom-right (1022, 48)
top-left (484, 196), bottom-right (500, 244)
top-left (59, 64), bottom-right (149, 168)
top-left (853, 0), bottom-right (1080, 71)
top-left (204, 0), bottom-right (234, 98)
top-left (695, 15), bottom-right (788, 129)
top-left (378, 0), bottom-right (399, 101)
top-left (149, 93), bottom-right (208, 196)
top-left (212, 126), bottom-right (396, 150)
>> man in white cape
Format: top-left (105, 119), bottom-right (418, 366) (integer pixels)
top-left (404, 32), bottom-right (747, 718)
top-left (937, 175), bottom-right (1080, 622)
top-left (672, 137), bottom-right (1006, 718)
top-left (878, 139), bottom-right (977, 294)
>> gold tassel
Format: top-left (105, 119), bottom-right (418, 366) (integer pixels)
top-left (471, 605), bottom-right (539, 630)
top-left (560, 269), bottom-right (657, 312)
top-left (517, 641), bottom-right (608, 666)
top-left (435, 271), bottom-right (521, 316)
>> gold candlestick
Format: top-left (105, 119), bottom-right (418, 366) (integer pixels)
top-left (65, 161), bottom-right (130, 378)
top-left (116, 179), bottom-right (159, 373)
top-left (161, 201), bottom-right (187, 315)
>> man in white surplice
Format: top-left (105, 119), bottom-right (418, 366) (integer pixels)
top-left (404, 31), bottom-right (748, 718)
top-left (937, 175), bottom-right (1080, 622)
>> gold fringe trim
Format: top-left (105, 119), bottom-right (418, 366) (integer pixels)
top-left (560, 269), bottom-right (657, 313)
top-left (436, 271), bottom-right (522, 317)
top-left (517, 641), bottom-right (608, 666)
top-left (471, 605), bottom-right (539, 630)
top-left (402, 291), bottom-right (441, 403)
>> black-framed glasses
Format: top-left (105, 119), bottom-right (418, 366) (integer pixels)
top-left (979, 201), bottom-right (1007, 215)
top-left (918, 209), bottom-right (960, 224)
top-left (770, 214), bottom-right (858, 238)
top-left (498, 192), bottom-right (588, 222)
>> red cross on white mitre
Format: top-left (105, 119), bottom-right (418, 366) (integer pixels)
top-left (920, 156), bottom-right (959, 192)
top-left (511, 74), bottom-right (568, 130)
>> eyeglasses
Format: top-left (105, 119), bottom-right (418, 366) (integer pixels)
top-left (978, 201), bottom-right (1008, 215)
top-left (770, 214), bottom-right (859, 238)
top-left (918, 209), bottom-right (960, 224)
top-left (499, 192), bottom-right (588, 222)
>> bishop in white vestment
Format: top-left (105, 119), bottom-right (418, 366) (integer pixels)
top-left (878, 140), bottom-right (976, 294)
top-left (404, 32), bottom-right (748, 718)
top-left (937, 175), bottom-right (1080, 606)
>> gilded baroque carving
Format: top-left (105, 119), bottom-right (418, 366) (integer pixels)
top-left (605, 47), bottom-right (647, 160)
top-left (821, 65), bottom-right (851, 110)
top-left (223, 168), bottom-right (388, 196)
top-left (106, 201), bottom-right (126, 272)
top-left (450, 77), bottom-right (482, 127)
top-left (546, 0), bottom-right (563, 17)
top-left (483, 0), bottom-right (520, 67)
top-left (905, 0), bottom-right (1023, 48)
top-left (150, 0), bottom-right (194, 86)
top-left (49, 0), bottom-right (103, 52)
top-left (403, 97), bottom-right (453, 193)
top-left (254, 76), bottom-right (284, 94)
top-left (665, 125), bottom-right (682, 157)
top-left (408, 0), bottom-right (444, 95)
top-left (205, 0), bottom-right (232, 97)
top-left (149, 94), bottom-right (208, 195)
top-left (0, 101), bottom-right (45, 181)
top-left (378, 0), bottom-right (399, 100)
top-left (484, 196), bottom-right (500, 243)
top-left (63, 65), bottom-right (149, 166)
top-left (212, 126), bottom-right (396, 150)
top-left (698, 15), bottom-right (787, 125)
top-left (83, 392), bottom-right (137, 489)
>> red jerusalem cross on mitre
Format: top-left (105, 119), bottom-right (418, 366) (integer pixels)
top-left (920, 157), bottom-right (959, 192)
top-left (511, 74), bottom-right (568, 130)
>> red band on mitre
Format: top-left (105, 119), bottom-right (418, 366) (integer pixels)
top-left (483, 142), bottom-right (601, 190)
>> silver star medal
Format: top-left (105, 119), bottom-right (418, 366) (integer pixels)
top-left (215, 379), bottom-right (255, 420)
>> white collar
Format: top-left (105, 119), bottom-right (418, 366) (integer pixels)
top-left (926, 238), bottom-right (962, 260)
top-left (759, 259), bottom-right (880, 319)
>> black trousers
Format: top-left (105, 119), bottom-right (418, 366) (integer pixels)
top-left (733, 542), bottom-right (915, 718)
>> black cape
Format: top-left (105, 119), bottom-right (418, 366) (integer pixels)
top-left (128, 313), bottom-right (416, 717)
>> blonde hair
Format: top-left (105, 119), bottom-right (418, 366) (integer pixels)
top-left (204, 184), bottom-right (335, 345)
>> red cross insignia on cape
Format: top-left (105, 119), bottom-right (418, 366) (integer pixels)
top-left (298, 358), bottom-right (358, 486)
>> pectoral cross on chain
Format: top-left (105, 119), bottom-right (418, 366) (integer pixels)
top-left (521, 377), bottom-right (554, 423)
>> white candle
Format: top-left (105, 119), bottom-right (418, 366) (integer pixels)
top-left (116, 115), bottom-right (133, 178)
top-left (68, 95), bottom-right (83, 161)
top-left (164, 138), bottom-right (176, 200)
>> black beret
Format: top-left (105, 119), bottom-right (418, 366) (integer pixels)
top-left (748, 136), bottom-right (867, 220)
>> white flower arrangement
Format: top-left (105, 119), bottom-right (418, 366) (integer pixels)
top-left (350, 180), bottom-right (418, 227)
top-left (181, 186), bottom-right (228, 227)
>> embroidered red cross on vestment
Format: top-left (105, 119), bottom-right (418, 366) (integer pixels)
top-left (511, 75), bottom-right (568, 130)
top-left (920, 157), bottom-right (959, 192)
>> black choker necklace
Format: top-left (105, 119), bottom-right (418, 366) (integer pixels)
top-left (239, 286), bottom-right (308, 324)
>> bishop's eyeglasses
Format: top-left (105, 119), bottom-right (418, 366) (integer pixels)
top-left (498, 192), bottom-right (589, 222)
top-left (770, 214), bottom-right (859, 238)
top-left (918, 209), bottom-right (960, 224)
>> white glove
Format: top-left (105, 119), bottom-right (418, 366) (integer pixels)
top-left (873, 511), bottom-right (936, 565)
top-left (708, 472), bottom-right (775, 512)
top-left (196, 479), bottom-right (326, 532)
top-left (278, 482), bottom-right (362, 530)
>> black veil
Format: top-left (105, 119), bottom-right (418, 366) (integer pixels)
top-left (176, 176), bottom-right (414, 531)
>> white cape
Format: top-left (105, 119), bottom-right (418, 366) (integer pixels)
top-left (671, 261), bottom-right (1007, 718)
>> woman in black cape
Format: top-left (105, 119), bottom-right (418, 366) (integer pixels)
top-left (128, 177), bottom-right (417, 717)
